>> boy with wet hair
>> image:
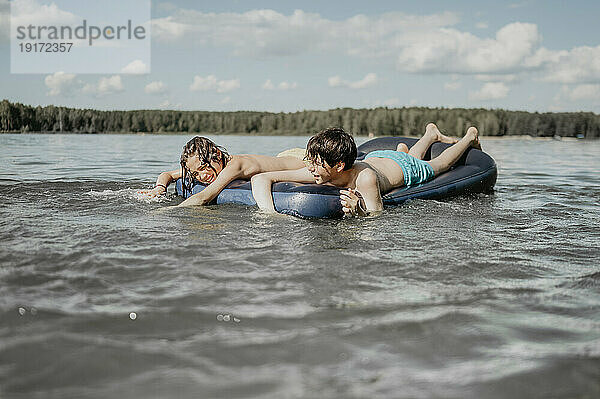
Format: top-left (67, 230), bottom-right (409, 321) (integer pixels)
top-left (140, 136), bottom-right (305, 206)
top-left (251, 124), bottom-right (480, 216)
top-left (304, 127), bottom-right (357, 172)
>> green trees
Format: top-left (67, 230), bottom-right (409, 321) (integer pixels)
top-left (0, 99), bottom-right (598, 137)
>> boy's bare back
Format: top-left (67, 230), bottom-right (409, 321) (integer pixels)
top-left (232, 154), bottom-right (305, 178)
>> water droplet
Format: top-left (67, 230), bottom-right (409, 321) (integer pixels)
top-left (30, 307), bottom-right (38, 315)
top-left (18, 307), bottom-right (26, 316)
top-left (216, 314), bottom-right (224, 321)
top-left (223, 314), bottom-right (231, 322)
top-left (233, 317), bottom-right (240, 323)
top-left (129, 312), bottom-right (137, 320)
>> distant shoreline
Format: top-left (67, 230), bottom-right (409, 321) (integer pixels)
top-left (2, 99), bottom-right (598, 138)
top-left (0, 131), bottom-right (591, 141)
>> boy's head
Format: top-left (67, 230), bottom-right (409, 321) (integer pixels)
top-left (180, 136), bottom-right (230, 185)
top-left (305, 127), bottom-right (357, 171)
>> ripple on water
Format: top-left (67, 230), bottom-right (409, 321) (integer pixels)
top-left (2, 135), bottom-right (600, 398)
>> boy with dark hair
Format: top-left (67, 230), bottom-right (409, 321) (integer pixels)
top-left (304, 127), bottom-right (357, 172)
top-left (140, 136), bottom-right (305, 206)
top-left (251, 124), bottom-right (480, 216)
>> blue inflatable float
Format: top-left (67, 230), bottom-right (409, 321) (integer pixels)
top-left (175, 137), bottom-right (497, 218)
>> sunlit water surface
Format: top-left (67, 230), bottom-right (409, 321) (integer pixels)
top-left (0, 134), bottom-right (599, 398)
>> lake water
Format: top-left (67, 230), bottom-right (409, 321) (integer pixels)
top-left (0, 134), bottom-right (599, 398)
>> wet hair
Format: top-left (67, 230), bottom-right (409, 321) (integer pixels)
top-left (179, 136), bottom-right (230, 196)
top-left (306, 127), bottom-right (356, 170)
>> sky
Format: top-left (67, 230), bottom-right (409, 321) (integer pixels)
top-left (1, 0), bottom-right (600, 113)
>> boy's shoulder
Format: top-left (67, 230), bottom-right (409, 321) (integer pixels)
top-left (339, 162), bottom-right (377, 190)
top-left (226, 154), bottom-right (266, 176)
top-left (222, 155), bottom-right (246, 172)
top-left (355, 164), bottom-right (378, 184)
top-left (230, 153), bottom-right (266, 163)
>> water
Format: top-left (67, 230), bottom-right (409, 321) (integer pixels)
top-left (1, 134), bottom-right (599, 398)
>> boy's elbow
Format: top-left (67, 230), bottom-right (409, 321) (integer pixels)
top-left (160, 171), bottom-right (173, 179)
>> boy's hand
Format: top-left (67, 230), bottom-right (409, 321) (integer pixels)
top-left (138, 186), bottom-right (166, 198)
top-left (340, 188), bottom-right (361, 216)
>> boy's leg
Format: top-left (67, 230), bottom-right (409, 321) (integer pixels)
top-left (428, 127), bottom-right (479, 175)
top-left (408, 123), bottom-right (458, 160)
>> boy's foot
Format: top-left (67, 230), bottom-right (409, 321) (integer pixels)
top-left (396, 143), bottom-right (409, 153)
top-left (426, 123), bottom-right (459, 144)
top-left (466, 127), bottom-right (482, 150)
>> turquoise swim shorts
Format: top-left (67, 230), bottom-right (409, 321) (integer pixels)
top-left (364, 150), bottom-right (435, 187)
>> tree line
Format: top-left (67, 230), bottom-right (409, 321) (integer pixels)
top-left (1, 99), bottom-right (598, 137)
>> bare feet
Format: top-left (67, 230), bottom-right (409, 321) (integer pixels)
top-left (426, 123), bottom-right (459, 144)
top-left (466, 127), bottom-right (481, 150)
top-left (396, 143), bottom-right (409, 153)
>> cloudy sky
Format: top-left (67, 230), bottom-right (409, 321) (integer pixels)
top-left (1, 0), bottom-right (600, 113)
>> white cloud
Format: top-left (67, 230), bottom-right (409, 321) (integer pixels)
top-left (328, 76), bottom-right (343, 87)
top-left (45, 72), bottom-right (126, 97)
top-left (190, 75), bottom-right (240, 93)
top-left (328, 73), bottom-right (378, 89)
top-left (541, 45), bottom-right (600, 84)
top-left (151, 9), bottom-right (460, 59)
top-left (562, 84), bottom-right (600, 101)
top-left (469, 82), bottom-right (509, 101)
top-left (262, 79), bottom-right (297, 90)
top-left (262, 79), bottom-right (275, 90)
top-left (150, 8), bottom-right (600, 84)
top-left (217, 79), bottom-right (241, 93)
top-left (151, 15), bottom-right (189, 41)
top-left (397, 22), bottom-right (542, 74)
top-left (121, 60), bottom-right (150, 74)
top-left (145, 81), bottom-right (167, 94)
top-left (9, 0), bottom-right (78, 31)
top-left (278, 81), bottom-right (297, 90)
top-left (150, 9), bottom-right (547, 75)
top-left (44, 71), bottom-right (78, 96)
top-left (7, 0), bottom-right (136, 48)
top-left (98, 76), bottom-right (124, 94)
top-left (2, 0), bottom-right (77, 43)
top-left (190, 75), bottom-right (215, 91)
top-left (83, 75), bottom-right (124, 96)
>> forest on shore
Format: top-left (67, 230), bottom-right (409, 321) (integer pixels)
top-left (1, 99), bottom-right (599, 137)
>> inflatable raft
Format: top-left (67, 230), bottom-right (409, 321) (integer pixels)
top-left (175, 137), bottom-right (497, 218)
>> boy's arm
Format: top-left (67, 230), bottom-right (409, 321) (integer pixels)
top-left (178, 162), bottom-right (243, 207)
top-left (139, 169), bottom-right (181, 197)
top-left (251, 168), bottom-right (314, 212)
top-left (340, 169), bottom-right (383, 216)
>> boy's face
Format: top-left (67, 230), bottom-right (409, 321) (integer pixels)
top-left (185, 154), bottom-right (223, 184)
top-left (306, 156), bottom-right (338, 184)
